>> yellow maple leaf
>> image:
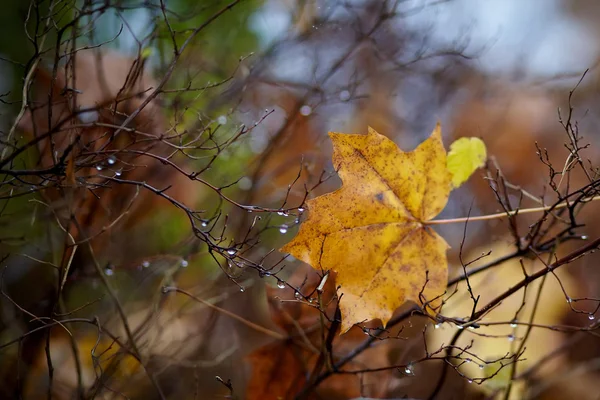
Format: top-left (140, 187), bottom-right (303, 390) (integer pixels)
top-left (281, 124), bottom-right (451, 332)
top-left (446, 136), bottom-right (487, 188)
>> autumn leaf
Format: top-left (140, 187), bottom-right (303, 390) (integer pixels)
top-left (247, 341), bottom-right (315, 400)
top-left (281, 124), bottom-right (452, 332)
top-left (246, 266), bottom-right (394, 400)
top-left (447, 137), bottom-right (487, 188)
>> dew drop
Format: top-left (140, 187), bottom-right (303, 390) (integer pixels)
top-left (467, 379), bottom-right (473, 384)
top-left (299, 105), bottom-right (312, 116)
top-left (142, 260), bottom-right (150, 268)
top-left (79, 110), bottom-right (99, 123)
top-left (239, 286), bottom-right (245, 292)
top-left (294, 291), bottom-right (302, 300)
top-left (479, 364), bottom-right (484, 370)
top-left (277, 281), bottom-right (286, 289)
top-left (588, 314), bottom-right (595, 320)
top-left (434, 323), bottom-right (441, 329)
top-left (238, 176), bottom-right (252, 190)
top-left (95, 165), bottom-right (103, 171)
top-left (465, 358), bottom-right (471, 363)
top-left (339, 90), bottom-right (350, 101)
top-left (510, 320), bottom-right (518, 328)
top-left (508, 334), bottom-right (515, 342)
top-left (363, 328), bottom-right (369, 336)
top-left (107, 156), bottom-right (116, 165)
top-left (227, 248), bottom-right (237, 255)
top-left (457, 325), bottom-right (464, 330)
top-left (217, 115), bottom-right (227, 125)
top-left (582, 235), bottom-right (588, 240)
top-left (104, 267), bottom-right (114, 276)
top-left (180, 259), bottom-right (189, 268)
top-left (298, 207), bottom-right (305, 212)
top-left (277, 211), bottom-right (284, 216)
top-left (201, 220), bottom-right (208, 227)
top-left (115, 170), bottom-right (122, 176)
top-left (279, 224), bottom-right (288, 234)
top-left (567, 297), bottom-right (572, 304)
top-left (404, 364), bottom-right (414, 375)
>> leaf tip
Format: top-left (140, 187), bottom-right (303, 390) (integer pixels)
top-left (432, 122), bottom-right (442, 139)
top-left (367, 126), bottom-right (380, 136)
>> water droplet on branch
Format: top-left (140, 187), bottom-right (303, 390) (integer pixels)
top-left (238, 176), bottom-right (253, 191)
top-left (300, 105), bottom-right (312, 116)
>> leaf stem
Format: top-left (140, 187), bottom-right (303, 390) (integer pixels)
top-left (427, 195), bottom-right (600, 225)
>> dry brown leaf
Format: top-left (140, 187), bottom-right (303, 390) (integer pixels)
top-left (247, 266), bottom-right (394, 399)
top-left (18, 50), bottom-right (197, 263)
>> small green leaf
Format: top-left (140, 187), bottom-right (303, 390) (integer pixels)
top-left (141, 47), bottom-right (153, 59)
top-left (447, 137), bottom-right (487, 188)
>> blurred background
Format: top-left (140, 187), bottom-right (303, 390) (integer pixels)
top-left (1, 0), bottom-right (600, 399)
